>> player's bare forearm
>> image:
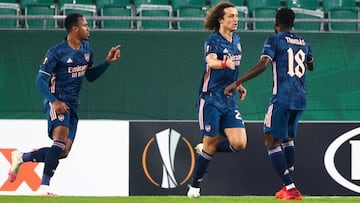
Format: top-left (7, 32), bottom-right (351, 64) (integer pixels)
top-left (224, 58), bottom-right (269, 96)
top-left (206, 54), bottom-right (235, 70)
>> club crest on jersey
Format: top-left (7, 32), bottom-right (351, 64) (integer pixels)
top-left (58, 114), bottom-right (65, 121)
top-left (84, 53), bottom-right (90, 63)
top-left (205, 124), bottom-right (211, 132)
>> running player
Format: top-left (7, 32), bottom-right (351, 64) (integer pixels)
top-left (8, 13), bottom-right (121, 196)
top-left (224, 7), bottom-right (314, 200)
top-left (187, 1), bottom-right (248, 198)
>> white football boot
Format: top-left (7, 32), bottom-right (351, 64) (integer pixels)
top-left (187, 185), bottom-right (200, 198)
top-left (36, 185), bottom-right (58, 196)
top-left (8, 149), bottom-right (23, 182)
top-left (195, 143), bottom-right (203, 154)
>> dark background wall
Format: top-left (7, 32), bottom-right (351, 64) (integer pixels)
top-left (0, 30), bottom-right (359, 120)
top-left (129, 121), bottom-right (360, 196)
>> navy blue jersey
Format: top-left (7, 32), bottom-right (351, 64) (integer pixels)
top-left (199, 32), bottom-right (242, 106)
top-left (39, 38), bottom-right (94, 108)
top-left (262, 31), bottom-right (313, 110)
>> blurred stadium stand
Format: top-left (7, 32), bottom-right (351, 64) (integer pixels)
top-left (0, 0), bottom-right (359, 31)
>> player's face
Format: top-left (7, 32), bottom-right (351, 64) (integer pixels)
top-left (274, 21), bottom-right (280, 34)
top-left (221, 7), bottom-right (238, 32)
top-left (76, 17), bottom-right (90, 40)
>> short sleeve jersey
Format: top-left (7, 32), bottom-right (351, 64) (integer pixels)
top-left (39, 38), bottom-right (94, 108)
top-left (262, 31), bottom-right (313, 110)
top-left (199, 32), bottom-right (242, 104)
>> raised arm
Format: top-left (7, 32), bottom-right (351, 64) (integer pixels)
top-left (206, 53), bottom-right (235, 70)
top-left (224, 56), bottom-right (271, 96)
top-left (85, 45), bottom-right (121, 82)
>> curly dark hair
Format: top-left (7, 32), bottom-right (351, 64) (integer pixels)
top-left (204, 1), bottom-right (235, 32)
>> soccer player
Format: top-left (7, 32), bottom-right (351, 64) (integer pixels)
top-left (187, 2), bottom-right (247, 198)
top-left (8, 13), bottom-right (121, 196)
top-left (224, 8), bottom-right (314, 200)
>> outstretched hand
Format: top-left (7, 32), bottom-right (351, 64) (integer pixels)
top-left (224, 82), bottom-right (247, 100)
top-left (237, 84), bottom-right (247, 100)
top-left (106, 45), bottom-right (121, 63)
top-left (224, 82), bottom-right (237, 96)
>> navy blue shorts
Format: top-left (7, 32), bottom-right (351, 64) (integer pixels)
top-left (198, 98), bottom-right (245, 136)
top-left (263, 103), bottom-right (304, 140)
top-left (44, 102), bottom-right (78, 141)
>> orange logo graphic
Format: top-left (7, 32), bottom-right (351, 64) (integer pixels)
top-left (142, 129), bottom-right (195, 188)
top-left (0, 148), bottom-right (41, 191)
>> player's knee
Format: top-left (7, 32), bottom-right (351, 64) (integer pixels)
top-left (60, 149), bottom-right (70, 159)
top-left (237, 142), bottom-right (247, 151)
top-left (232, 140), bottom-right (247, 151)
top-left (265, 134), bottom-right (281, 147)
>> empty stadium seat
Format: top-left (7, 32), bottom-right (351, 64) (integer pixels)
top-left (0, 0), bottom-right (20, 28)
top-left (134, 0), bottom-right (172, 29)
top-left (322, 0), bottom-right (358, 31)
top-left (286, 0), bottom-right (324, 31)
top-left (59, 0), bottom-right (97, 28)
top-left (210, 0), bottom-right (243, 7)
top-left (96, 0), bottom-right (134, 29)
top-left (247, 0), bottom-right (282, 30)
top-left (209, 0), bottom-right (249, 30)
top-left (171, 0), bottom-right (207, 29)
top-left (21, 0), bottom-right (57, 29)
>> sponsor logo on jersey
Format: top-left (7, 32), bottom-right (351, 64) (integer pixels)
top-left (68, 64), bottom-right (88, 78)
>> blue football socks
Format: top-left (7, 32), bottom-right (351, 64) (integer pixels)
top-left (22, 147), bottom-right (50, 162)
top-left (191, 150), bottom-right (213, 188)
top-left (42, 141), bottom-right (66, 185)
top-left (268, 146), bottom-right (293, 186)
top-left (216, 139), bottom-right (238, 152)
top-left (282, 140), bottom-right (295, 178)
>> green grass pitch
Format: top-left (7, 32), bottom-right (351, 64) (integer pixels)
top-left (1, 196), bottom-right (360, 203)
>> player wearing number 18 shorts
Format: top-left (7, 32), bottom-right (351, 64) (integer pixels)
top-left (225, 7), bottom-right (315, 200)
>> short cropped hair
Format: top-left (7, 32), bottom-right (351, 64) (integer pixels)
top-left (64, 13), bottom-right (83, 32)
top-left (276, 8), bottom-right (295, 28)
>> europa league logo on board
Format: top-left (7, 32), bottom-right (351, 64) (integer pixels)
top-left (142, 128), bottom-right (195, 189)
